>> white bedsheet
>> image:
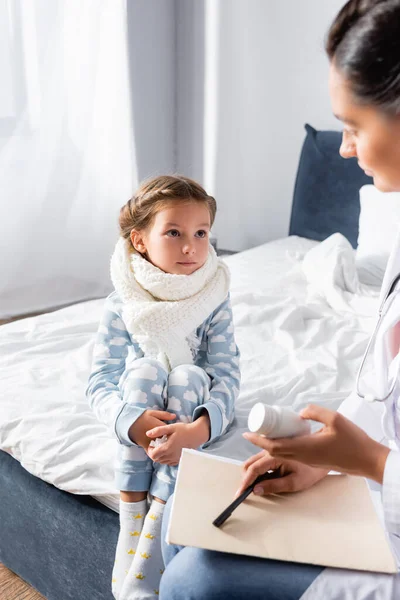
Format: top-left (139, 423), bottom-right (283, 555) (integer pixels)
top-left (0, 235), bottom-right (380, 513)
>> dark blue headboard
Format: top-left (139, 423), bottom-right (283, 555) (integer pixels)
top-left (289, 124), bottom-right (373, 248)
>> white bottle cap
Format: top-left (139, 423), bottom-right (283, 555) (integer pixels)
top-left (248, 402), bottom-right (276, 435)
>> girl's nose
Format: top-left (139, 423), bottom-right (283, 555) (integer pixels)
top-left (182, 243), bottom-right (195, 255)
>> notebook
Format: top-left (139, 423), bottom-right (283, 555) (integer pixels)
top-left (167, 449), bottom-right (397, 574)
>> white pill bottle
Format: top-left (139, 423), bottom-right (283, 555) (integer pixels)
top-left (247, 403), bottom-right (311, 438)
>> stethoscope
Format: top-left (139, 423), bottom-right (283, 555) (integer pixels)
top-left (356, 273), bottom-right (400, 403)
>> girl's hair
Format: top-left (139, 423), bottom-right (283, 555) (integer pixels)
top-left (119, 174), bottom-right (217, 241)
top-left (326, 0), bottom-right (400, 115)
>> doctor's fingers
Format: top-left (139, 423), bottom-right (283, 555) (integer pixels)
top-left (243, 449), bottom-right (270, 470)
top-left (260, 434), bottom-right (333, 465)
top-left (242, 430), bottom-right (314, 462)
top-left (300, 403), bottom-right (338, 426)
top-left (238, 456), bottom-right (282, 494)
top-left (242, 431), bottom-right (286, 453)
top-left (252, 473), bottom-right (301, 496)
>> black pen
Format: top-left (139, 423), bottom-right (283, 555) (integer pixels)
top-left (212, 468), bottom-right (282, 528)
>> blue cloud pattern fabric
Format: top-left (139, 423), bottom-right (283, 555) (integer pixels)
top-left (86, 292), bottom-right (240, 498)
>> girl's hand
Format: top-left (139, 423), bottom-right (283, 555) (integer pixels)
top-left (243, 404), bottom-right (390, 483)
top-left (235, 449), bottom-right (329, 498)
top-left (146, 420), bottom-right (207, 466)
top-left (128, 409), bottom-right (176, 449)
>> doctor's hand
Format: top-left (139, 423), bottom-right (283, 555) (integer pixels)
top-left (243, 404), bottom-right (390, 484)
top-left (235, 449), bottom-right (329, 498)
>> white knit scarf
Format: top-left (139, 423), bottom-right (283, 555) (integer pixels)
top-left (110, 237), bottom-right (230, 370)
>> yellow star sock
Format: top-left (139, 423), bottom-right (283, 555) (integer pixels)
top-left (120, 499), bottom-right (165, 599)
top-left (112, 498), bottom-right (147, 599)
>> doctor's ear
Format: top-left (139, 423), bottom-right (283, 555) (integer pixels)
top-left (130, 229), bottom-right (147, 254)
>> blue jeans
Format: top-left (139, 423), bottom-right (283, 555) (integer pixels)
top-left (159, 495), bottom-right (323, 600)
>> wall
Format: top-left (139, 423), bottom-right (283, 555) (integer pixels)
top-left (175, 0), bottom-right (346, 251)
top-left (127, 0), bottom-right (176, 180)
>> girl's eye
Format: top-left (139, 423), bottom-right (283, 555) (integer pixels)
top-left (195, 230), bottom-right (208, 238)
top-left (166, 230), bottom-right (180, 237)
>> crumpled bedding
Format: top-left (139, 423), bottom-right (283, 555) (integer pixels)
top-left (0, 235), bottom-right (380, 503)
top-left (303, 232), bottom-right (380, 315)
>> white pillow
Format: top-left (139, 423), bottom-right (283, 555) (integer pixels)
top-left (356, 185), bottom-right (400, 286)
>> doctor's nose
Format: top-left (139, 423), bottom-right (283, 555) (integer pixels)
top-left (339, 133), bottom-right (357, 160)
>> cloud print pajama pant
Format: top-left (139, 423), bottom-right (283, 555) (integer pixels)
top-left (114, 357), bottom-right (211, 501)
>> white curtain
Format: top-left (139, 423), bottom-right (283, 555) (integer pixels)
top-left (0, 0), bottom-right (137, 318)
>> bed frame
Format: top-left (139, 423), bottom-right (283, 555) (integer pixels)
top-left (0, 450), bottom-right (118, 600)
top-left (0, 124), bottom-right (372, 600)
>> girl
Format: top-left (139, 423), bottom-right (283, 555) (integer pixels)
top-left (86, 174), bottom-right (240, 599)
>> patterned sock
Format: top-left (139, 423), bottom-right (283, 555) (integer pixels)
top-left (112, 499), bottom-right (147, 599)
top-left (120, 499), bottom-right (165, 599)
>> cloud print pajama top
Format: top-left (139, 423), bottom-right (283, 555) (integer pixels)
top-left (86, 291), bottom-right (240, 500)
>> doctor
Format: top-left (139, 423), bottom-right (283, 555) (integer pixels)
top-left (159, 0), bottom-right (400, 598)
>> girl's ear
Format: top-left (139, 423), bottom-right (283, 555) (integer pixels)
top-left (130, 229), bottom-right (147, 254)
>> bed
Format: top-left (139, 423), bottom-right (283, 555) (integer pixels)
top-left (0, 123), bottom-right (375, 600)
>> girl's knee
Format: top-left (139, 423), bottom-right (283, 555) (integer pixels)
top-left (127, 357), bottom-right (169, 380)
top-left (121, 358), bottom-right (168, 404)
top-left (169, 364), bottom-right (209, 389)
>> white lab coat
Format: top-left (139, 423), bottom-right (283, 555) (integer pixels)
top-left (301, 232), bottom-right (400, 599)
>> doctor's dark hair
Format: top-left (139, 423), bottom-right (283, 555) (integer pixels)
top-left (119, 174), bottom-right (216, 242)
top-left (326, 0), bottom-right (400, 115)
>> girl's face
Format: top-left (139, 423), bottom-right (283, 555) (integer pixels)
top-left (329, 62), bottom-right (400, 192)
top-left (131, 202), bottom-right (211, 275)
